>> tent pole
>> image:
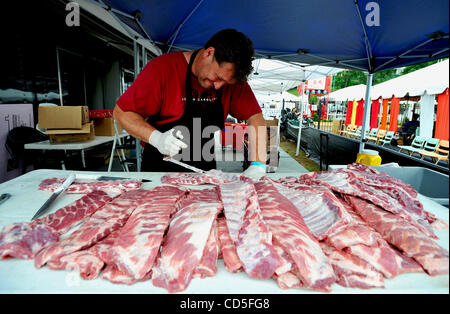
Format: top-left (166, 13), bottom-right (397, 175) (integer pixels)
top-left (134, 39), bottom-right (142, 172)
top-left (296, 81), bottom-right (306, 156)
top-left (167, 0), bottom-right (205, 52)
top-left (359, 73), bottom-right (374, 153)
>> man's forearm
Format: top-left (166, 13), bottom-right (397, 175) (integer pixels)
top-left (113, 105), bottom-right (155, 143)
top-left (247, 112), bottom-right (267, 164)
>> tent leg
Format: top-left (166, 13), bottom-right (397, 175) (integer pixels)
top-left (359, 73), bottom-right (373, 153)
top-left (296, 82), bottom-right (306, 156)
top-left (134, 40), bottom-right (143, 172)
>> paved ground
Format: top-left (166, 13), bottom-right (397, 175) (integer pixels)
top-left (216, 146), bottom-right (309, 174)
top-left (107, 146), bottom-right (309, 175)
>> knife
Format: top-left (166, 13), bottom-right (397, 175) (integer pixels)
top-left (163, 156), bottom-right (207, 174)
top-left (75, 174), bottom-right (151, 182)
top-left (31, 174), bottom-right (76, 221)
top-left (0, 193), bottom-right (11, 206)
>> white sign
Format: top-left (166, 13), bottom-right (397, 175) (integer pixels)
top-left (262, 108), bottom-right (281, 119)
top-left (306, 77), bottom-right (326, 90)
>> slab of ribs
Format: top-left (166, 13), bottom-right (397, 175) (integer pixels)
top-left (0, 164), bottom-right (448, 292)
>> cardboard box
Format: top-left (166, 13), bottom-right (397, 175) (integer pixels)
top-left (46, 122), bottom-right (95, 144)
top-left (38, 106), bottom-right (90, 129)
top-left (93, 118), bottom-right (123, 136)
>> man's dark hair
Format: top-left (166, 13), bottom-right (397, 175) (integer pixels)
top-left (204, 29), bottom-right (254, 83)
top-left (412, 113), bottom-right (419, 120)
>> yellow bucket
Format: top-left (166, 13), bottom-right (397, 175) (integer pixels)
top-left (356, 149), bottom-right (382, 166)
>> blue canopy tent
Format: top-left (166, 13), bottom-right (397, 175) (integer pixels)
top-left (92, 0), bottom-right (449, 161)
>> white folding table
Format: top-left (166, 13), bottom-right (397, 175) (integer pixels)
top-left (0, 169), bottom-right (448, 294)
top-left (24, 134), bottom-right (129, 170)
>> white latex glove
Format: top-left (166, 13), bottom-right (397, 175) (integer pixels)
top-left (242, 162), bottom-right (266, 181)
top-left (148, 129), bottom-right (187, 157)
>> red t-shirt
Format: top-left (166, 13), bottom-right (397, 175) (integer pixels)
top-left (117, 51), bottom-right (261, 127)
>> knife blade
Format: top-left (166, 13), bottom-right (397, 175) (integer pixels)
top-left (163, 156), bottom-right (207, 174)
top-left (75, 174), bottom-right (151, 182)
top-left (31, 174), bottom-right (76, 221)
top-left (0, 193), bottom-right (11, 206)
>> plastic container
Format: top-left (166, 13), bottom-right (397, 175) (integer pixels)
top-left (328, 164), bottom-right (449, 207)
top-left (373, 166), bottom-right (449, 207)
top-left (356, 149), bottom-right (382, 166)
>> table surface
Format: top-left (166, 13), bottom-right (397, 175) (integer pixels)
top-left (24, 133), bottom-right (129, 150)
top-left (0, 169), bottom-right (448, 294)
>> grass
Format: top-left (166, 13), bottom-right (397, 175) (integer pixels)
top-left (279, 140), bottom-right (321, 172)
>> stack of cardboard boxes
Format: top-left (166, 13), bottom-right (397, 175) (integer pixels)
top-left (89, 110), bottom-right (123, 136)
top-left (38, 106), bottom-right (94, 144)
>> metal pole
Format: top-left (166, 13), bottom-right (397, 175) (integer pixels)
top-left (134, 39), bottom-right (142, 172)
top-left (142, 45), bottom-right (147, 68)
top-left (56, 48), bottom-right (63, 106)
top-left (359, 73), bottom-right (374, 152)
top-left (296, 82), bottom-right (305, 156)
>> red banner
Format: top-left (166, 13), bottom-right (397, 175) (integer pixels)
top-left (370, 100), bottom-right (380, 129)
top-left (356, 100), bottom-right (365, 127)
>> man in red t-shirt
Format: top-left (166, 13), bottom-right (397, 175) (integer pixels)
top-left (113, 29), bottom-right (267, 179)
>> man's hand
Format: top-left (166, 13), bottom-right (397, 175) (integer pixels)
top-left (242, 162), bottom-right (266, 181)
top-left (148, 129), bottom-right (187, 157)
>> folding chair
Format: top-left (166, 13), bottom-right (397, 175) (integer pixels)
top-left (398, 136), bottom-right (425, 155)
top-left (341, 125), bottom-right (357, 137)
top-left (379, 131), bottom-right (395, 147)
top-left (419, 140), bottom-right (449, 165)
top-left (348, 126), bottom-right (362, 138)
top-left (412, 138), bottom-right (440, 158)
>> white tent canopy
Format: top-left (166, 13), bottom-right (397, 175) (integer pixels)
top-left (254, 91), bottom-right (299, 104)
top-left (327, 84), bottom-right (367, 102)
top-left (324, 59), bottom-right (449, 102)
top-left (248, 59), bottom-right (343, 95)
top-left (371, 59), bottom-right (449, 99)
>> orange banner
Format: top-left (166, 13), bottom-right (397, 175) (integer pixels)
top-left (388, 97), bottom-right (400, 133)
top-left (435, 88), bottom-right (449, 140)
top-left (380, 99), bottom-right (389, 130)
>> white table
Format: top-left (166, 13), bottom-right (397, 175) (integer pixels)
top-left (0, 169), bottom-right (448, 294)
top-left (24, 134), bottom-right (129, 169)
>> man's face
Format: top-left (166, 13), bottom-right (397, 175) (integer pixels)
top-left (196, 48), bottom-right (237, 90)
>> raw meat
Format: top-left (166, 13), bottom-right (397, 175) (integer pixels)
top-left (271, 179), bottom-right (352, 240)
top-left (325, 198), bottom-right (382, 250)
top-left (34, 189), bottom-right (156, 268)
top-left (0, 223), bottom-right (58, 260)
top-left (160, 169), bottom-right (242, 186)
top-left (216, 216), bottom-right (243, 273)
top-left (320, 242), bottom-right (385, 289)
top-left (39, 178), bottom-right (142, 194)
top-left (254, 180), bottom-right (336, 291)
top-left (151, 189), bottom-right (222, 293)
top-left (346, 195), bottom-right (449, 276)
top-left (33, 190), bottom-right (117, 235)
top-left (0, 190), bottom-right (115, 260)
top-left (326, 196), bottom-right (423, 278)
top-left (299, 167), bottom-right (436, 239)
top-left (103, 186), bottom-right (187, 281)
top-left (345, 242), bottom-right (424, 278)
top-left (47, 230), bottom-right (122, 280)
top-left (219, 181), bottom-right (282, 280)
top-left (193, 219), bottom-right (219, 278)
